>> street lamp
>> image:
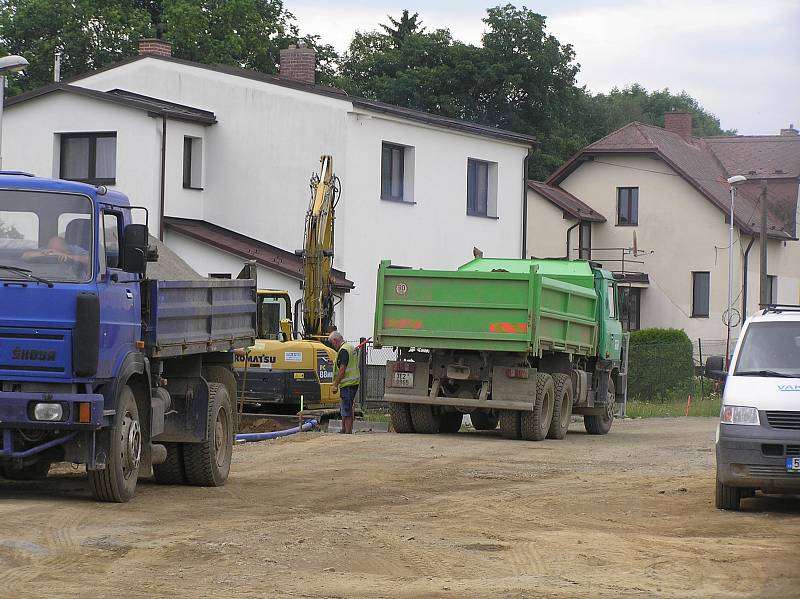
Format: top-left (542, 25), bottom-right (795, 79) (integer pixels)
top-left (725, 174), bottom-right (747, 365)
top-left (0, 54), bottom-right (30, 170)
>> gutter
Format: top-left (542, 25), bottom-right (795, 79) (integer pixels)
top-left (565, 222), bottom-right (579, 260)
top-left (522, 152), bottom-right (530, 258)
top-left (159, 115), bottom-right (167, 240)
top-left (741, 235), bottom-right (755, 321)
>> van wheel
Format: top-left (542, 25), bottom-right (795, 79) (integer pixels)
top-left (88, 385), bottom-right (140, 502)
top-left (410, 404), bottom-right (440, 434)
top-left (183, 383), bottom-right (234, 487)
top-left (152, 443), bottom-right (186, 485)
top-left (715, 475), bottom-right (742, 510)
top-left (548, 374), bottom-right (573, 439)
top-left (203, 365), bottom-right (239, 432)
top-left (389, 402), bottom-right (415, 433)
top-left (585, 377), bottom-right (615, 435)
top-left (521, 373), bottom-right (555, 441)
top-left (499, 410), bottom-right (521, 439)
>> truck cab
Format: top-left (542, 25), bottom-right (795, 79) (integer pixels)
top-left (712, 305), bottom-right (800, 510)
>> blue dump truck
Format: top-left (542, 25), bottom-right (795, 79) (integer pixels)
top-left (0, 173), bottom-right (256, 502)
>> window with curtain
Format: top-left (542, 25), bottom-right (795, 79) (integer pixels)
top-left (467, 159), bottom-right (489, 216)
top-left (381, 143), bottom-right (405, 202)
top-left (617, 187), bottom-right (639, 225)
top-left (692, 271), bottom-right (710, 317)
top-left (579, 220), bottom-right (592, 260)
top-left (60, 133), bottom-right (117, 184)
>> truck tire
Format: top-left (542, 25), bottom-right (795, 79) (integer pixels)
top-left (470, 411), bottom-right (498, 431)
top-left (2, 460), bottom-right (51, 480)
top-left (410, 404), bottom-right (440, 434)
top-left (440, 412), bottom-right (462, 434)
top-left (389, 402), bottom-right (415, 433)
top-left (499, 410), bottom-right (521, 439)
top-left (584, 377), bottom-right (614, 435)
top-left (715, 475), bottom-right (742, 511)
top-left (204, 365), bottom-right (239, 432)
top-left (152, 442), bottom-right (186, 485)
top-left (547, 374), bottom-right (573, 440)
top-left (521, 373), bottom-right (555, 441)
top-left (88, 385), bottom-right (141, 503)
top-left (183, 383), bottom-right (234, 487)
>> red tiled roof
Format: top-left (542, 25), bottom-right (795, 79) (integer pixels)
top-left (527, 180), bottom-right (606, 222)
top-left (548, 122), bottom-right (798, 240)
top-left (704, 135), bottom-right (800, 179)
top-left (163, 217), bottom-right (354, 291)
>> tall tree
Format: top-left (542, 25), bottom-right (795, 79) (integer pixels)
top-left (380, 9), bottom-right (424, 47)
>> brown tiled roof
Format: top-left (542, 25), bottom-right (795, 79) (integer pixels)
top-left (704, 135), bottom-right (800, 179)
top-left (163, 217), bottom-right (354, 291)
top-left (548, 122), bottom-right (798, 240)
top-left (527, 180), bottom-right (606, 222)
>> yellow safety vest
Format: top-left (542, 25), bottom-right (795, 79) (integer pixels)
top-left (339, 343), bottom-right (360, 388)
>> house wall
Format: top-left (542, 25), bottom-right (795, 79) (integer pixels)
top-left (2, 93), bottom-right (163, 224)
top-left (558, 155), bottom-right (800, 342)
top-left (525, 190), bottom-right (577, 259)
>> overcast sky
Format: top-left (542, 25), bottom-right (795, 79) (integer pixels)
top-left (289, 0), bottom-right (799, 135)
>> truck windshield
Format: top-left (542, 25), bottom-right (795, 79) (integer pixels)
top-left (0, 189), bottom-right (93, 283)
top-left (734, 321), bottom-right (800, 378)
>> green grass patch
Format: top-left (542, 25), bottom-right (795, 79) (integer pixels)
top-left (625, 397), bottom-right (721, 418)
top-left (360, 408), bottom-right (391, 423)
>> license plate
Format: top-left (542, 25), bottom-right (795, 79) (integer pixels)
top-left (394, 372), bottom-right (414, 388)
top-left (787, 457), bottom-right (800, 472)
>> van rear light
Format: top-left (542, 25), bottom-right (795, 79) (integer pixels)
top-left (505, 368), bottom-right (529, 379)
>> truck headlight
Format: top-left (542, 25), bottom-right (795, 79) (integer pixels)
top-left (33, 403), bottom-right (63, 422)
top-left (721, 405), bottom-right (759, 426)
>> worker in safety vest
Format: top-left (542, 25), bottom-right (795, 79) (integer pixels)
top-left (328, 331), bottom-right (359, 434)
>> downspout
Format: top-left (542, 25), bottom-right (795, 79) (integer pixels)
top-left (565, 221), bottom-right (579, 260)
top-left (159, 114), bottom-right (167, 241)
top-left (521, 152), bottom-right (530, 259)
top-left (741, 235), bottom-right (755, 322)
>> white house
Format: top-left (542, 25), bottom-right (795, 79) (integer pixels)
top-left (2, 40), bottom-right (536, 339)
top-left (526, 113), bottom-right (800, 346)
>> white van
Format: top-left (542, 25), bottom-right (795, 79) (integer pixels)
top-left (710, 306), bottom-right (800, 510)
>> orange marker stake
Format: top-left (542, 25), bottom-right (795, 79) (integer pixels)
top-left (685, 394), bottom-right (693, 417)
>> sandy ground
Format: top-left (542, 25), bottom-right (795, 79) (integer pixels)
top-left (1, 417), bottom-right (799, 599)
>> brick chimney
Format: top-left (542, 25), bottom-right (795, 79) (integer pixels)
top-left (664, 112), bottom-right (693, 141)
top-left (138, 38), bottom-right (172, 58)
top-left (279, 43), bottom-right (316, 84)
top-left (780, 123), bottom-right (799, 136)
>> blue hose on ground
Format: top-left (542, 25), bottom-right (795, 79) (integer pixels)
top-left (235, 419), bottom-right (318, 443)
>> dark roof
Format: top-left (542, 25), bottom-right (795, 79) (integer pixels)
top-left (67, 54), bottom-right (537, 147)
top-left (704, 135), bottom-right (800, 179)
top-left (163, 217), bottom-right (354, 291)
top-left (5, 82), bottom-right (216, 124)
top-left (526, 180), bottom-right (606, 222)
top-left (548, 122), bottom-right (797, 240)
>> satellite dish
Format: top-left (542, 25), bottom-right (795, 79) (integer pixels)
top-left (632, 231), bottom-right (638, 257)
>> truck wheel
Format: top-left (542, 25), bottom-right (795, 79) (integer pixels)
top-left (2, 460), bottom-right (51, 480)
top-left (389, 402), bottom-right (415, 433)
top-left (440, 412), bottom-right (462, 434)
top-left (410, 404), bottom-right (440, 434)
top-left (584, 377), bottom-right (615, 435)
top-left (470, 411), bottom-right (498, 431)
top-left (183, 383), bottom-right (234, 487)
top-left (499, 410), bottom-right (521, 439)
top-left (521, 373), bottom-right (555, 441)
top-left (547, 374), bottom-right (573, 440)
top-left (204, 365), bottom-right (240, 432)
top-left (152, 443), bottom-right (186, 484)
top-left (88, 385), bottom-right (141, 503)
top-left (715, 475), bottom-right (742, 511)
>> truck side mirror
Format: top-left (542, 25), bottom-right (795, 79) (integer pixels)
top-left (705, 355), bottom-right (727, 380)
top-left (122, 223), bottom-right (149, 275)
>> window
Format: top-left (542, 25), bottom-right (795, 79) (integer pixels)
top-left (767, 275), bottom-right (777, 305)
top-left (578, 220), bottom-right (592, 260)
top-left (183, 136), bottom-right (203, 189)
top-left (692, 271), bottom-right (710, 317)
top-left (617, 187), bottom-right (638, 225)
top-left (607, 284), bottom-right (617, 319)
top-left (102, 212), bottom-right (121, 270)
top-left (381, 143), bottom-right (405, 202)
top-left (619, 287), bottom-right (641, 331)
top-left (60, 133), bottom-right (116, 184)
top-left (467, 158), bottom-right (498, 218)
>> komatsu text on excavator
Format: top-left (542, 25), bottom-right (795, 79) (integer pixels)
top-left (233, 156), bottom-right (343, 413)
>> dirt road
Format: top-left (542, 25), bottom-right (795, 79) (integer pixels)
top-left (1, 418), bottom-right (798, 599)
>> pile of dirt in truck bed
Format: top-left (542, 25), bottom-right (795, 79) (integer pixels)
top-left (145, 235), bottom-right (206, 280)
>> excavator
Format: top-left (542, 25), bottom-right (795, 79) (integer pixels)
top-left (233, 156), bottom-right (343, 413)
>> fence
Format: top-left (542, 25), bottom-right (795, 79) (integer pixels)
top-left (355, 337), bottom-right (729, 408)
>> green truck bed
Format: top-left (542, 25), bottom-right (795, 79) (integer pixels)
top-left (374, 258), bottom-right (599, 355)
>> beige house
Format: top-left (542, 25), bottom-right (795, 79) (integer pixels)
top-left (527, 114), bottom-right (800, 344)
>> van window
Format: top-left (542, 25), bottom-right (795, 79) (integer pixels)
top-left (607, 284), bottom-right (616, 318)
top-left (734, 321), bottom-right (800, 377)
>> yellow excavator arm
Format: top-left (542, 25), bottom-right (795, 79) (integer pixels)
top-left (299, 155), bottom-right (339, 339)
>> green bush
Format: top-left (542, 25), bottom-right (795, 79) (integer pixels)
top-left (627, 328), bottom-right (695, 401)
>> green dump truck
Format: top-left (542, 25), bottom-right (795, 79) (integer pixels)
top-left (373, 257), bottom-right (628, 440)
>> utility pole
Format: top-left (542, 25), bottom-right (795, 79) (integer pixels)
top-left (759, 180), bottom-right (769, 308)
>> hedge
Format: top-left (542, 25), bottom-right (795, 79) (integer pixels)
top-left (627, 328), bottom-right (695, 401)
